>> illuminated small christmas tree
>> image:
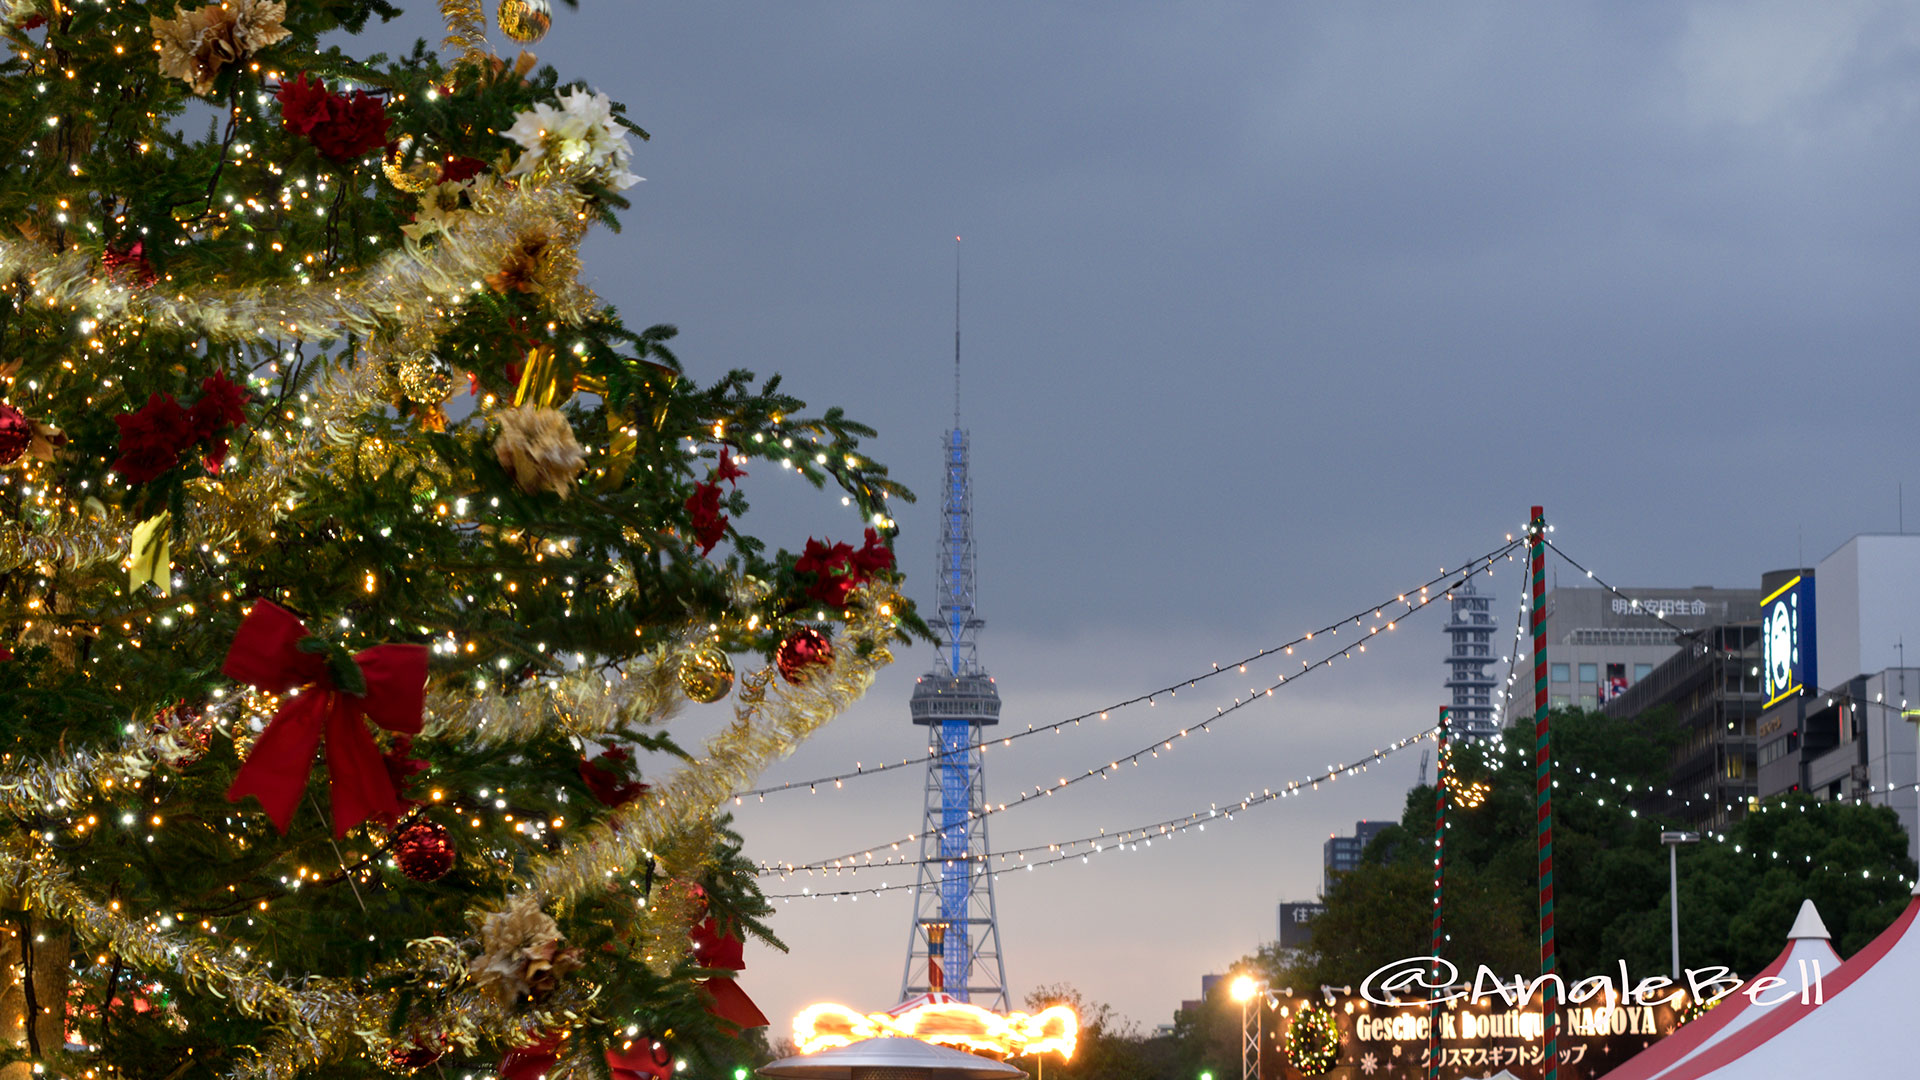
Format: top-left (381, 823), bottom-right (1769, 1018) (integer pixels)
top-left (0, 2), bottom-right (912, 1076)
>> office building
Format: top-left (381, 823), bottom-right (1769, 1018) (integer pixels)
top-left (1755, 536), bottom-right (1920, 864)
top-left (1601, 621), bottom-right (1765, 832)
top-left (1276, 901), bottom-right (1324, 950)
top-left (1528, 585), bottom-right (1762, 713)
top-left (1323, 820), bottom-right (1392, 895)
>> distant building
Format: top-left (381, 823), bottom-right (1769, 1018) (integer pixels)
top-left (1443, 577), bottom-right (1500, 737)
top-left (1534, 585), bottom-right (1762, 712)
top-left (1754, 536), bottom-right (1920, 864)
top-left (1601, 620), bottom-right (1765, 832)
top-left (1276, 901), bottom-right (1324, 950)
top-left (1323, 820), bottom-right (1392, 895)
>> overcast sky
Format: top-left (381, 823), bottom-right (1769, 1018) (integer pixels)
top-left (370, 1), bottom-right (1920, 1033)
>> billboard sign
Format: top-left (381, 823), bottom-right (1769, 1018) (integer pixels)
top-left (1258, 994), bottom-right (1683, 1080)
top-left (1762, 575), bottom-right (1817, 709)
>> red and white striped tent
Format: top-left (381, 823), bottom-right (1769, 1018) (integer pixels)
top-left (1597, 899), bottom-right (1840, 1080)
top-left (1610, 884), bottom-right (1920, 1080)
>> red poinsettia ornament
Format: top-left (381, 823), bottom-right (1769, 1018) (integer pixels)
top-left (577, 745), bottom-right (648, 807)
top-left (277, 73), bottom-right (390, 162)
top-left (102, 241), bottom-right (158, 288)
top-left (111, 374), bottom-right (250, 484)
top-left (111, 392), bottom-right (194, 485)
top-left (795, 528), bottom-right (893, 607)
top-left (0, 403), bottom-right (31, 467)
top-left (685, 482), bottom-right (727, 555)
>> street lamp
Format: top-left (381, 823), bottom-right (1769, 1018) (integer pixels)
top-left (1229, 975), bottom-right (1265, 1080)
top-left (1661, 830), bottom-right (1701, 979)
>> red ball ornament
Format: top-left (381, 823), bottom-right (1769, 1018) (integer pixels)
top-left (775, 626), bottom-right (833, 684)
top-left (392, 820), bottom-right (456, 882)
top-left (0, 403), bottom-right (31, 467)
top-left (388, 1042), bottom-right (443, 1071)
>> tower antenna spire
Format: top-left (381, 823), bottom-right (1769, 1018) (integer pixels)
top-left (954, 236), bottom-right (962, 430)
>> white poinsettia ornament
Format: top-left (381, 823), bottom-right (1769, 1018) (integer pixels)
top-left (504, 87), bottom-right (642, 190)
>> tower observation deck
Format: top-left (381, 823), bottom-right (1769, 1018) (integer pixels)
top-left (899, 253), bottom-right (1009, 1010)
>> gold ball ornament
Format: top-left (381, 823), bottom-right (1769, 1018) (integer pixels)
top-left (382, 137), bottom-right (439, 193)
top-left (677, 645), bottom-right (735, 704)
top-left (496, 0), bottom-right (551, 43)
top-left (397, 355), bottom-right (457, 405)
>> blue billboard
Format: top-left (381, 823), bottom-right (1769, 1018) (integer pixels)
top-left (1762, 574), bottom-right (1817, 709)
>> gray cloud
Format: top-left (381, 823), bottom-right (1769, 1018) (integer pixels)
top-left (366, 0), bottom-right (1920, 1029)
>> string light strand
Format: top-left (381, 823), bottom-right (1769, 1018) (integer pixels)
top-left (738, 538), bottom-right (1523, 800)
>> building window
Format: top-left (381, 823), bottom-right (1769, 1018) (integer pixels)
top-left (1635, 663), bottom-right (1653, 681)
top-left (1551, 663), bottom-right (1570, 683)
top-left (1578, 663), bottom-right (1598, 684)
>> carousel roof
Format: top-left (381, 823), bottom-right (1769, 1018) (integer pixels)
top-left (758, 1036), bottom-right (1028, 1080)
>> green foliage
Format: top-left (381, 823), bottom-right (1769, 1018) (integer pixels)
top-left (1288, 709), bottom-right (1915, 989)
top-left (0, 3), bottom-right (922, 1077)
top-left (1016, 985), bottom-right (1179, 1080)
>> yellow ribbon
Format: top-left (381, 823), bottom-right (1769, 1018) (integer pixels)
top-left (513, 345), bottom-right (563, 408)
top-left (129, 511), bottom-right (171, 597)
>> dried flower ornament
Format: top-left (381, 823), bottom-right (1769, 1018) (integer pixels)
top-left (151, 0), bottom-right (289, 96)
top-left (494, 404), bottom-right (586, 497)
top-left (470, 894), bottom-right (583, 1008)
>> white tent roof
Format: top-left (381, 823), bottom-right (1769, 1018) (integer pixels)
top-left (885, 992), bottom-right (963, 1017)
top-left (1655, 888), bottom-right (1920, 1080)
top-left (758, 1037), bottom-right (1027, 1080)
top-left (1597, 899), bottom-right (1841, 1080)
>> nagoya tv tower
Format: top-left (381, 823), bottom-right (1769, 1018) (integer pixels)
top-left (899, 241), bottom-right (1009, 1011)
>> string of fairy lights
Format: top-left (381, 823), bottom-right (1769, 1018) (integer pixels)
top-left (751, 566), bottom-right (1490, 877)
top-left (761, 727), bottom-right (1440, 898)
top-left (736, 538), bottom-right (1525, 799)
top-left (1496, 548), bottom-right (1535, 730)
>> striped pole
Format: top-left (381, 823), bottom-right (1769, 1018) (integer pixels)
top-left (1530, 506), bottom-right (1559, 1080)
top-left (1428, 707), bottom-right (1449, 1080)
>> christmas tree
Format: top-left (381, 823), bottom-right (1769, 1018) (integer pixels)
top-left (0, 2), bottom-right (913, 1076)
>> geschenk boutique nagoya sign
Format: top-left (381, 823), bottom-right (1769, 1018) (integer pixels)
top-left (1257, 956), bottom-right (1824, 1080)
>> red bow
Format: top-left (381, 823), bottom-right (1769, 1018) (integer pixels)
top-left (691, 918), bottom-right (769, 1030)
top-left (222, 600), bottom-right (428, 837)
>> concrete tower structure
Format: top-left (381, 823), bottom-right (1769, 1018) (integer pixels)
top-left (1444, 576), bottom-right (1500, 737)
top-left (899, 252), bottom-right (1009, 1010)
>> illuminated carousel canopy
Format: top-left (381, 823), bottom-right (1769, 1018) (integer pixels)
top-left (758, 1037), bottom-right (1029, 1080)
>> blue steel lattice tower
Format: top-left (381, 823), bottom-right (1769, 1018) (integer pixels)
top-left (899, 257), bottom-right (1009, 1010)
top-left (1443, 576), bottom-right (1500, 737)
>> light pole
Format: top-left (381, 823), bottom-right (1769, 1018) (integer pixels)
top-left (1661, 831), bottom-right (1701, 979)
top-left (1230, 974), bottom-right (1264, 1080)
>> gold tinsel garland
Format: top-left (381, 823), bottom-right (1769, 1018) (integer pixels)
top-left (3, 175), bottom-right (597, 578)
top-left (438, 0), bottom-right (495, 68)
top-left (0, 174), bottom-right (595, 347)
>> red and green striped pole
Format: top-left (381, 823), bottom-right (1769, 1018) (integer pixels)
top-left (1428, 707), bottom-right (1449, 1080)
top-left (1530, 506), bottom-right (1559, 1080)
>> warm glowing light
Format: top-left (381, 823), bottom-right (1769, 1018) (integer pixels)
top-left (1229, 974), bottom-right (1259, 1003)
top-left (793, 1000), bottom-right (1078, 1059)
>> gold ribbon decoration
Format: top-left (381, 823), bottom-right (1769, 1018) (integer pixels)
top-left (129, 511), bottom-right (172, 597)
